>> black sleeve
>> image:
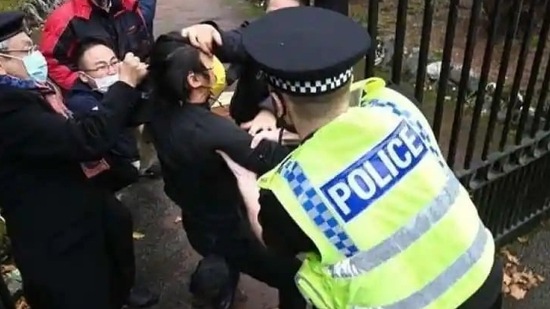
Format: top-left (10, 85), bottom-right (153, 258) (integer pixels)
top-left (252, 139), bottom-right (291, 175)
top-left (216, 29), bottom-right (248, 63)
top-left (201, 20), bottom-right (249, 63)
top-left (259, 189), bottom-right (317, 255)
top-left (225, 63), bottom-right (243, 86)
top-left (194, 112), bottom-right (291, 174)
top-left (0, 82), bottom-right (140, 161)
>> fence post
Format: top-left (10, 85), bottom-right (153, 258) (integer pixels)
top-left (313, 0), bottom-right (349, 16)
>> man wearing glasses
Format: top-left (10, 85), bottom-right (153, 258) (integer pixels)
top-left (65, 38), bottom-right (159, 308)
top-left (0, 11), bottom-right (151, 309)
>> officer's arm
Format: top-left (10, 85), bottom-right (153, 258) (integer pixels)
top-left (200, 21), bottom-right (248, 63)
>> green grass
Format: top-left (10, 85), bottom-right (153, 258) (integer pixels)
top-left (224, 0), bottom-right (264, 20)
top-left (0, 0), bottom-right (20, 11)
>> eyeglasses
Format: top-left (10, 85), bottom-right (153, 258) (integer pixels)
top-left (83, 60), bottom-right (120, 74)
top-left (2, 45), bottom-right (38, 56)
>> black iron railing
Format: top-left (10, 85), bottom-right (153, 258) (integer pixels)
top-left (316, 0), bottom-right (550, 245)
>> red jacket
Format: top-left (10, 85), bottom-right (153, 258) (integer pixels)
top-left (39, 0), bottom-right (153, 90)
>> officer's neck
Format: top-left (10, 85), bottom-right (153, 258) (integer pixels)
top-left (295, 107), bottom-right (349, 140)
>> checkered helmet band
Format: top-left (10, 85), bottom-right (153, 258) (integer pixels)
top-left (265, 68), bottom-right (354, 95)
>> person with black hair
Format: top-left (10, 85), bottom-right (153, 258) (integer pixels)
top-left (39, 0), bottom-right (155, 91)
top-left (0, 11), bottom-right (151, 309)
top-left (147, 32), bottom-right (306, 309)
top-left (65, 38), bottom-right (159, 308)
top-left (185, 0), bottom-right (301, 135)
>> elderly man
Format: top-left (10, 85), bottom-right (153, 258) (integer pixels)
top-left (0, 11), bottom-right (148, 309)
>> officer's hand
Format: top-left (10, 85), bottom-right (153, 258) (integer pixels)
top-left (216, 150), bottom-right (259, 203)
top-left (181, 24), bottom-right (222, 56)
top-left (119, 53), bottom-right (148, 88)
top-left (250, 129), bottom-right (300, 148)
top-left (240, 110), bottom-right (277, 136)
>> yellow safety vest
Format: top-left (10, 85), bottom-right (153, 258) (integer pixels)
top-left (258, 78), bottom-right (495, 309)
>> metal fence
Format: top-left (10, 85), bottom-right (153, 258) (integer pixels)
top-left (316, 0), bottom-right (550, 246)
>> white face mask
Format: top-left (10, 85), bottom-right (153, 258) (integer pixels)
top-left (94, 74), bottom-right (119, 93)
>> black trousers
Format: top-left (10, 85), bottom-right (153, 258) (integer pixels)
top-left (103, 195), bottom-right (136, 308)
top-left (183, 216), bottom-right (307, 309)
top-left (490, 294), bottom-right (503, 309)
top-left (8, 194), bottom-right (133, 309)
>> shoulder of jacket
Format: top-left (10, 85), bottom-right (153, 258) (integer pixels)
top-left (66, 90), bottom-right (99, 106)
top-left (43, 2), bottom-right (76, 32)
top-left (121, 0), bottom-right (140, 11)
top-left (0, 88), bottom-right (42, 114)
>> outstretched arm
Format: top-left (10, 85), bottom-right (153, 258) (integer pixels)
top-left (181, 22), bottom-right (249, 63)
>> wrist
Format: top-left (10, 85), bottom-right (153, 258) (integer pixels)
top-left (119, 77), bottom-right (137, 88)
top-left (258, 97), bottom-right (276, 114)
top-left (258, 109), bottom-right (274, 116)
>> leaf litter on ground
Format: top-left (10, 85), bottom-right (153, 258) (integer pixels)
top-left (1, 264), bottom-right (28, 308)
top-left (500, 247), bottom-right (545, 300)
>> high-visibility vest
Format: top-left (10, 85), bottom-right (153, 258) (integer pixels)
top-left (258, 78), bottom-right (495, 309)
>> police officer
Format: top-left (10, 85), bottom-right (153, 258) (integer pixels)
top-left (217, 6), bottom-right (504, 309)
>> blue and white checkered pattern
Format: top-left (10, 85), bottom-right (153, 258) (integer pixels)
top-left (280, 160), bottom-right (359, 257)
top-left (369, 99), bottom-right (446, 168)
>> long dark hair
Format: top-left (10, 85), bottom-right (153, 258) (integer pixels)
top-left (148, 32), bottom-right (208, 106)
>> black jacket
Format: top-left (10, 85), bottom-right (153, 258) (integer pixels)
top-left (0, 81), bottom-right (139, 258)
top-left (65, 80), bottom-right (141, 192)
top-left (148, 102), bottom-right (288, 230)
top-left (66, 80), bottom-right (140, 162)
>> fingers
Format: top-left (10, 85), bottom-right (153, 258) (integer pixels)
top-left (240, 121), bottom-right (252, 130)
top-left (180, 28), bottom-right (189, 38)
top-left (212, 29), bottom-right (223, 46)
top-left (188, 31), bottom-right (212, 55)
top-left (188, 33), bottom-right (201, 49)
top-left (248, 126), bottom-right (262, 135)
top-left (216, 150), bottom-right (229, 161)
top-left (250, 134), bottom-right (266, 149)
top-left (198, 39), bottom-right (212, 55)
top-left (249, 125), bottom-right (276, 136)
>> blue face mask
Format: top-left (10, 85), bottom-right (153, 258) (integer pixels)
top-left (22, 51), bottom-right (48, 83)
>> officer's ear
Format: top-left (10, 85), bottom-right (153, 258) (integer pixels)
top-left (269, 90), bottom-right (286, 118)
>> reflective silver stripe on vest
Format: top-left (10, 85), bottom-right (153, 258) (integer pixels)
top-left (352, 221), bottom-right (490, 309)
top-left (329, 170), bottom-right (460, 278)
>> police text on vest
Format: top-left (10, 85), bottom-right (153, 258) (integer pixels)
top-left (320, 121), bottom-right (427, 222)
